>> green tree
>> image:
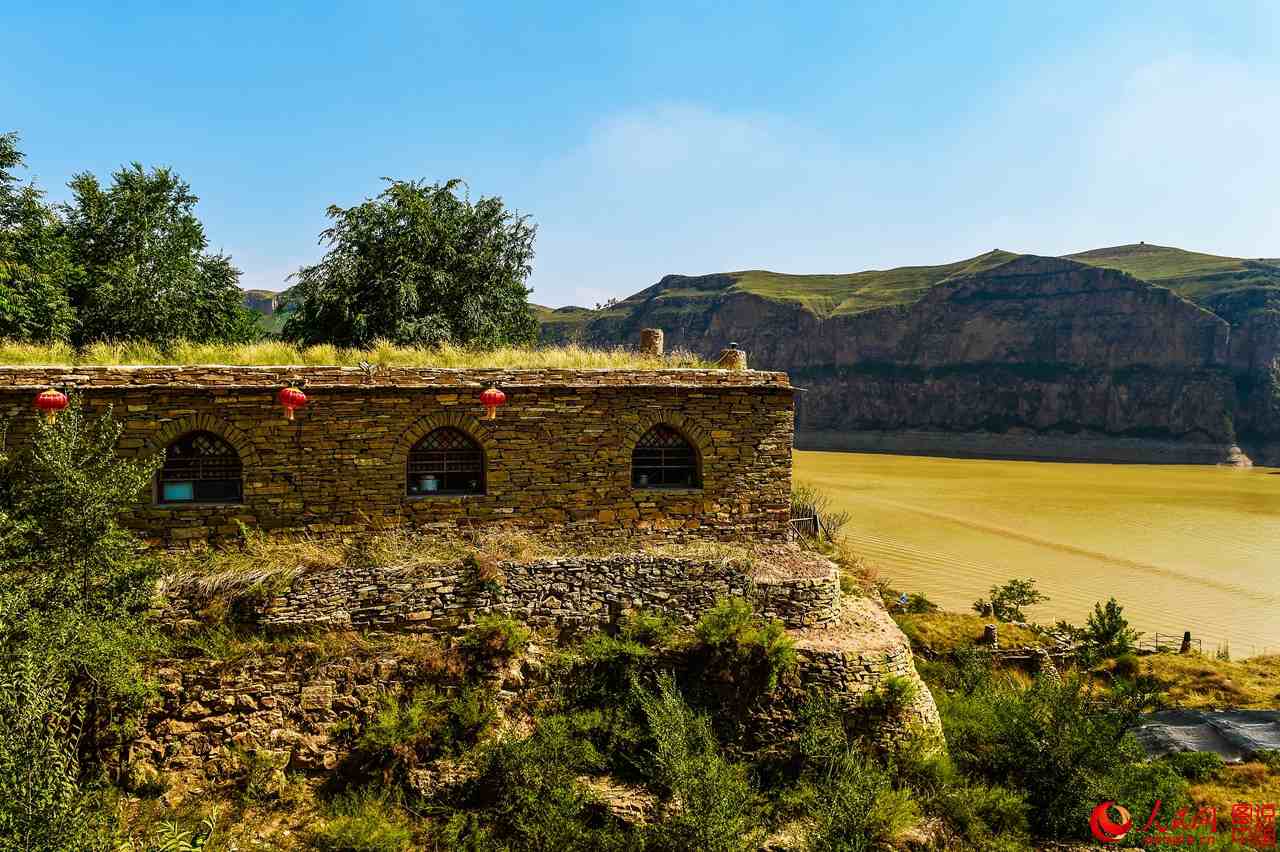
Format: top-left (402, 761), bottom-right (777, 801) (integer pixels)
top-left (0, 397), bottom-right (161, 847)
top-left (1084, 597), bottom-right (1140, 658)
top-left (973, 578), bottom-right (1048, 622)
top-left (283, 178), bottom-right (539, 348)
top-left (60, 164), bottom-right (258, 345)
top-left (0, 132), bottom-right (76, 342)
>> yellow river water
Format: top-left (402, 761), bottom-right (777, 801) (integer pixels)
top-left (794, 451), bottom-right (1280, 657)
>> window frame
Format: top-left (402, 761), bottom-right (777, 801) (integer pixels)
top-left (631, 423), bottom-right (701, 490)
top-left (155, 430), bottom-right (244, 506)
top-left (406, 427), bottom-right (486, 497)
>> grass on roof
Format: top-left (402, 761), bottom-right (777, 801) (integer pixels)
top-left (0, 339), bottom-right (712, 369)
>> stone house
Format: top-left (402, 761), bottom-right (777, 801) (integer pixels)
top-left (1, 365), bottom-right (795, 547)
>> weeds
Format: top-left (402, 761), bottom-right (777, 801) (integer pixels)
top-left (0, 339), bottom-right (712, 369)
top-left (693, 598), bottom-right (796, 692)
top-left (312, 789), bottom-right (413, 852)
top-left (455, 613), bottom-right (531, 666)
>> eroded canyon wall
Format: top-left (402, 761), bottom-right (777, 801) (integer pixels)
top-left (555, 256), bottom-right (1276, 463)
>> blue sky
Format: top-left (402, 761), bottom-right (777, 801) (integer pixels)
top-left (4, 1), bottom-right (1277, 308)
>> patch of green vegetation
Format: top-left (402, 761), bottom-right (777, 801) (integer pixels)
top-left (1067, 242), bottom-right (1280, 303)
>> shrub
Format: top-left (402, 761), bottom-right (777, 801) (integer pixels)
top-left (972, 578), bottom-right (1047, 622)
top-left (1086, 598), bottom-right (1140, 658)
top-left (455, 613), bottom-right (531, 666)
top-left (937, 672), bottom-right (1182, 840)
top-left (693, 598), bottom-right (796, 692)
top-left (0, 399), bottom-right (162, 847)
top-left (345, 685), bottom-right (493, 787)
top-left (0, 653), bottom-right (105, 852)
top-left (617, 610), bottom-right (676, 648)
top-left (1255, 750), bottom-right (1280, 772)
top-left (802, 752), bottom-right (919, 852)
top-left (640, 675), bottom-right (760, 851)
top-left (1112, 653), bottom-right (1141, 679)
top-left (442, 714), bottom-right (633, 851)
top-left (1162, 750), bottom-right (1225, 782)
top-left (312, 789), bottom-right (413, 852)
top-left (861, 675), bottom-right (919, 719)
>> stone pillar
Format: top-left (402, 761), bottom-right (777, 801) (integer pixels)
top-left (981, 623), bottom-right (999, 648)
top-left (717, 342), bottom-right (747, 370)
top-left (1180, 631), bottom-right (1193, 654)
top-left (639, 328), bottom-right (664, 357)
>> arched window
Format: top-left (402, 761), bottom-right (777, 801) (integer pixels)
top-left (408, 428), bottom-right (484, 495)
top-left (157, 431), bottom-right (243, 504)
top-left (632, 424), bottom-right (700, 489)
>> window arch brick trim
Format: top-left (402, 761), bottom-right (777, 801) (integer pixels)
top-left (624, 410), bottom-right (711, 488)
top-left (393, 412), bottom-right (494, 488)
top-left (136, 414), bottom-right (260, 469)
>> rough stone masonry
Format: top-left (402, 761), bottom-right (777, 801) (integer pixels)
top-left (0, 365), bottom-right (795, 547)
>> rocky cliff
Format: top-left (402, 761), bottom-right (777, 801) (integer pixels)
top-left (543, 252), bottom-right (1280, 464)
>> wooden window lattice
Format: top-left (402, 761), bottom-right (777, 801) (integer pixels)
top-left (408, 428), bottom-right (484, 495)
top-left (158, 431), bottom-right (243, 503)
top-left (632, 424), bottom-right (699, 488)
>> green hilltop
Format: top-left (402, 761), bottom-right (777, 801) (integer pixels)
top-left (532, 243), bottom-right (1280, 334)
top-left (259, 243), bottom-right (1280, 335)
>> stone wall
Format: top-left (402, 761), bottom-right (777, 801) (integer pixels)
top-left (167, 550), bottom-right (842, 634)
top-left (136, 596), bottom-right (940, 786)
top-left (0, 366), bottom-right (794, 546)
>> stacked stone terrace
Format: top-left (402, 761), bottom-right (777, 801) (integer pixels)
top-left (0, 365), bottom-right (794, 547)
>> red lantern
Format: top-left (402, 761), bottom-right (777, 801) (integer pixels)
top-left (277, 387), bottom-right (307, 421)
top-left (34, 388), bottom-right (68, 422)
top-left (480, 387), bottom-right (506, 420)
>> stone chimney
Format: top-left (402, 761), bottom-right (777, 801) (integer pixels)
top-left (717, 341), bottom-right (747, 370)
top-left (639, 328), bottom-right (664, 357)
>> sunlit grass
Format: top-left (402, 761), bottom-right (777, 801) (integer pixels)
top-left (0, 339), bottom-right (713, 369)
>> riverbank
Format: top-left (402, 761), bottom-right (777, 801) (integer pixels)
top-left (796, 428), bottom-right (1256, 465)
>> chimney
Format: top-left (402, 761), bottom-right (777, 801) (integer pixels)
top-left (639, 328), bottom-right (664, 357)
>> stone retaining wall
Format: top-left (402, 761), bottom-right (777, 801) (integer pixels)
top-left (0, 366), bottom-right (794, 546)
top-left (168, 552), bottom-right (842, 633)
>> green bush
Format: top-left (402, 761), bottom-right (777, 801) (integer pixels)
top-left (802, 752), bottom-right (919, 852)
top-left (972, 578), bottom-right (1047, 622)
top-left (346, 685), bottom-right (493, 786)
top-left (312, 789), bottom-right (413, 852)
top-left (693, 598), bottom-right (796, 692)
top-left (1086, 598), bottom-right (1140, 658)
top-left (1112, 652), bottom-right (1141, 679)
top-left (0, 399), bottom-right (163, 848)
top-left (0, 653), bottom-right (106, 852)
top-left (1161, 750), bottom-right (1225, 781)
top-left (1255, 750), bottom-right (1280, 772)
top-left (639, 674), bottom-right (760, 852)
top-left (861, 675), bottom-right (919, 719)
top-left (441, 713), bottom-right (635, 851)
top-left (938, 672), bottom-right (1184, 840)
top-left (455, 612), bottom-right (531, 665)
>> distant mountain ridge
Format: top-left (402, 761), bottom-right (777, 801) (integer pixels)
top-left (535, 244), bottom-right (1280, 465)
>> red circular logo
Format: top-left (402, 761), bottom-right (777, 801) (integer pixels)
top-left (1090, 801), bottom-right (1133, 844)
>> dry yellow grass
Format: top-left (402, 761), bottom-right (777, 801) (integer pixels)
top-left (1188, 761), bottom-right (1280, 818)
top-left (1138, 653), bottom-right (1280, 709)
top-left (893, 611), bottom-right (1053, 655)
top-left (0, 339), bottom-right (712, 369)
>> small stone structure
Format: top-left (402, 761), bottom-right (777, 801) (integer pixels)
top-left (0, 366), bottom-right (794, 547)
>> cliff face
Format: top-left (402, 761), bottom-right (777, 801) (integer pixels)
top-left (548, 255), bottom-right (1276, 463)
